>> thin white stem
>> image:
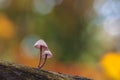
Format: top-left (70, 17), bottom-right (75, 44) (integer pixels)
top-left (39, 54), bottom-right (47, 69)
top-left (38, 46), bottom-right (42, 68)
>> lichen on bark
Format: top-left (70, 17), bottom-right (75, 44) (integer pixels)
top-left (0, 60), bottom-right (91, 80)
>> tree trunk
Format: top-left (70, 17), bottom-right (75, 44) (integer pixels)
top-left (0, 60), bottom-right (92, 80)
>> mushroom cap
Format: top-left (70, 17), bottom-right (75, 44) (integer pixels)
top-left (34, 39), bottom-right (48, 49)
top-left (42, 50), bottom-right (52, 58)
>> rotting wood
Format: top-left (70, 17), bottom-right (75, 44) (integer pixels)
top-left (0, 60), bottom-right (92, 80)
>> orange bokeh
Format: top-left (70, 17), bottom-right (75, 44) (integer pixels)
top-left (0, 13), bottom-right (15, 39)
top-left (100, 52), bottom-right (120, 79)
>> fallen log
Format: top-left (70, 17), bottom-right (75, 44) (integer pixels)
top-left (0, 60), bottom-right (92, 80)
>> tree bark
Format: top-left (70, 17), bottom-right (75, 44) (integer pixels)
top-left (0, 60), bottom-right (92, 80)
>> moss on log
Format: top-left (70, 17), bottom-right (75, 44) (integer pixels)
top-left (0, 61), bottom-right (92, 80)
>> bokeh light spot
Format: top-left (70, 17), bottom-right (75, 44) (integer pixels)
top-left (21, 35), bottom-right (40, 58)
top-left (100, 52), bottom-right (120, 79)
top-left (34, 0), bottom-right (54, 15)
top-left (0, 13), bottom-right (15, 39)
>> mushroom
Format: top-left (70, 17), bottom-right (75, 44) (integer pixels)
top-left (34, 39), bottom-right (52, 69)
top-left (34, 39), bottom-right (48, 49)
top-left (39, 50), bottom-right (52, 68)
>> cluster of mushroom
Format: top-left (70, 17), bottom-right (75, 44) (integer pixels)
top-left (34, 39), bottom-right (52, 69)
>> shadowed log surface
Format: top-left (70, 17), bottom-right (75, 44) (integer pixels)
top-left (0, 61), bottom-right (92, 80)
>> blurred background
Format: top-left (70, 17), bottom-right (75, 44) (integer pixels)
top-left (0, 0), bottom-right (120, 80)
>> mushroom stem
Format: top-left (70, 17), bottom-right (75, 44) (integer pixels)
top-left (38, 54), bottom-right (48, 69)
top-left (38, 46), bottom-right (42, 68)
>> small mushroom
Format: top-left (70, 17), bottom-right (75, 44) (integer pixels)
top-left (34, 39), bottom-right (48, 49)
top-left (42, 50), bottom-right (52, 58)
top-left (34, 39), bottom-right (52, 69)
top-left (39, 50), bottom-right (52, 68)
